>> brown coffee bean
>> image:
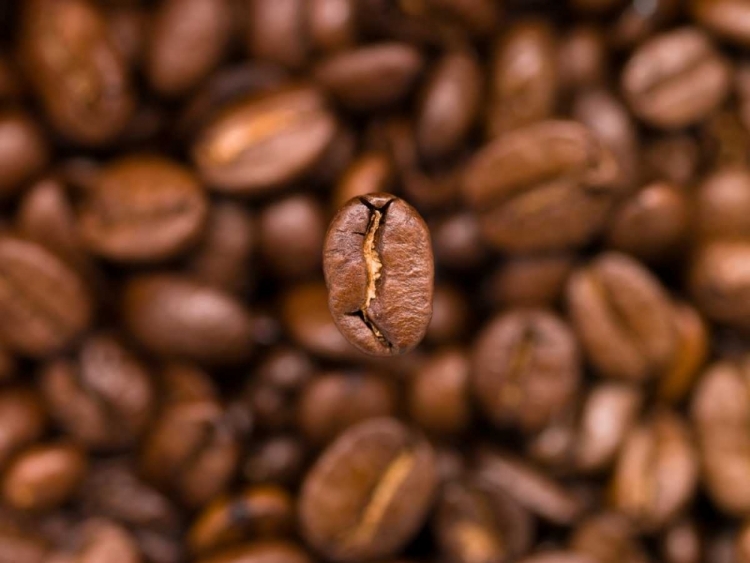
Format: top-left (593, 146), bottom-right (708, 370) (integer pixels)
top-left (609, 0), bottom-right (682, 49)
top-left (39, 334), bottom-right (154, 450)
top-left (246, 0), bottom-right (309, 70)
top-left (566, 252), bottom-right (676, 382)
top-left (425, 285), bottom-right (470, 345)
top-left (19, 0), bottom-right (134, 144)
top-left (661, 520), bottom-right (702, 563)
top-left (485, 254), bottom-right (574, 309)
top-left (570, 513), bottom-right (648, 563)
top-left (488, 21), bottom-right (557, 137)
top-left (297, 371), bottom-right (397, 446)
top-left (309, 0), bottom-right (357, 53)
top-left (557, 26), bottom-right (607, 91)
top-left (691, 358), bottom-right (750, 514)
top-left (622, 28), bottom-right (731, 129)
top-left (187, 486), bottom-right (294, 556)
top-left (323, 193), bottom-right (434, 356)
top-left (2, 443), bottom-right (87, 512)
top-left (147, 0), bottom-right (231, 96)
top-left (692, 0), bottom-right (750, 48)
top-left (575, 384), bottom-right (643, 473)
top-left (192, 86), bottom-right (337, 194)
top-left (243, 436), bottom-right (306, 487)
top-left (0, 110), bottom-right (48, 197)
top-left (477, 450), bottom-right (585, 525)
top-left (690, 241), bottom-right (750, 329)
top-left (0, 387), bottom-right (47, 469)
top-left (196, 541), bottom-right (312, 563)
top-left (188, 201), bottom-right (256, 294)
top-left (48, 518), bottom-right (142, 563)
top-left (695, 167), bottom-right (750, 242)
top-left (431, 211), bottom-right (487, 271)
top-left (463, 120), bottom-right (619, 253)
top-left (519, 553), bottom-right (596, 563)
top-left (333, 152), bottom-right (394, 210)
top-left (77, 155), bottom-right (208, 262)
top-left (605, 182), bottom-right (690, 262)
top-left (299, 418), bottom-right (437, 562)
top-left (643, 134), bottom-right (701, 186)
top-left (434, 474), bottom-right (534, 563)
top-left (0, 235), bottom-right (92, 357)
top-left (258, 194), bottom-right (325, 280)
top-left (610, 410), bottom-right (697, 530)
top-left (105, 4), bottom-right (148, 68)
top-left (416, 50), bottom-right (482, 160)
top-left (0, 518), bottom-right (48, 563)
top-left (314, 43), bottom-right (424, 110)
top-left (408, 347), bottom-right (471, 436)
top-left (472, 310), bottom-right (580, 433)
top-left (122, 274), bottom-right (252, 364)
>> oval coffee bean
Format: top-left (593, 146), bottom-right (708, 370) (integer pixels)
top-left (192, 86), bottom-right (337, 194)
top-left (462, 120), bottom-right (619, 253)
top-left (692, 0), bottom-right (750, 48)
top-left (323, 193), bottom-right (434, 356)
top-left (299, 418), bottom-right (437, 562)
top-left (196, 541), bottom-right (312, 563)
top-left (622, 28), bottom-right (730, 129)
top-left (0, 110), bottom-right (49, 198)
top-left (122, 274), bottom-right (252, 364)
top-left (19, 0), bottom-right (134, 144)
top-left (0, 236), bottom-right (92, 357)
top-left (78, 156), bottom-right (208, 262)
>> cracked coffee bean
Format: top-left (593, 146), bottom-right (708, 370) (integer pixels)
top-left (323, 193), bottom-right (433, 356)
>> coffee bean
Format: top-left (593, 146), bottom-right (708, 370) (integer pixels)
top-left (425, 285), bottom-right (470, 344)
top-left (39, 334), bottom-right (155, 450)
top-left (314, 43), bottom-right (424, 110)
top-left (692, 0), bottom-right (750, 47)
top-left (557, 26), bottom-right (608, 91)
top-left (610, 410), bottom-right (698, 530)
top-left (245, 0), bottom-right (309, 70)
top-left (661, 520), bottom-right (702, 563)
top-left (147, 0), bottom-right (231, 96)
top-left (519, 553), bottom-right (596, 563)
top-left (323, 193), bottom-right (434, 356)
top-left (192, 86), bottom-right (337, 194)
top-left (195, 541), bottom-right (312, 563)
top-left (566, 252), bottom-right (676, 382)
top-left (333, 152), bottom-right (394, 209)
top-left (77, 156), bottom-right (208, 262)
top-left (0, 110), bottom-right (48, 197)
top-left (622, 28), bottom-right (730, 129)
top-left (0, 235), bottom-right (92, 357)
top-left (463, 120), bottom-right (619, 252)
top-left (433, 475), bottom-right (534, 563)
top-left (309, 0), bottom-right (357, 53)
top-left (49, 518), bottom-right (141, 563)
top-left (122, 274), bottom-right (252, 364)
top-left (299, 418), bottom-right (437, 562)
top-left (2, 443), bottom-right (87, 512)
top-left (0, 387), bottom-right (47, 469)
top-left (570, 513), bottom-right (647, 563)
top-left (695, 167), bottom-right (750, 242)
top-left (243, 436), bottom-right (306, 487)
top-left (472, 310), bottom-right (580, 433)
top-left (188, 486), bottom-right (294, 556)
top-left (19, 0), bottom-right (134, 144)
top-left (485, 254), bottom-right (574, 309)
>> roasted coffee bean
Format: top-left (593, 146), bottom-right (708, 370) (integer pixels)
top-left (610, 410), bottom-right (697, 530)
top-left (657, 302), bottom-right (708, 403)
top-left (486, 254), bottom-right (574, 309)
top-left (245, 0), bottom-right (309, 70)
top-left (692, 0), bottom-right (750, 47)
top-left (48, 518), bottom-right (142, 563)
top-left (0, 518), bottom-right (48, 563)
top-left (691, 358), bottom-right (750, 514)
top-left (0, 387), bottom-right (47, 469)
top-left (2, 443), bottom-right (87, 512)
top-left (570, 513), bottom-right (648, 563)
top-left (258, 194), bottom-right (325, 280)
top-left (19, 0), bottom-right (134, 144)
top-left (243, 436), bottom-right (306, 487)
top-left (477, 450), bottom-right (585, 525)
top-left (314, 43), bottom-right (424, 110)
top-left (431, 211), bottom-right (488, 271)
top-left (192, 86), bottom-right (337, 194)
top-left (695, 167), bottom-right (750, 242)
top-left (147, 0), bottom-right (231, 96)
top-left (621, 28), bottom-right (731, 129)
top-left (643, 134), bottom-right (701, 186)
top-left (518, 553), bottom-right (597, 563)
top-left (77, 155), bottom-right (208, 262)
top-left (0, 110), bottom-right (48, 198)
top-left (105, 3), bottom-right (148, 68)
top-left (297, 371), bottom-right (397, 446)
top-left (408, 347), bottom-right (471, 436)
top-left (122, 274), bottom-right (252, 364)
top-left (566, 252), bottom-right (676, 382)
top-left (463, 120), bottom-right (619, 253)
top-left (425, 285), bottom-right (470, 345)
top-left (0, 235), bottom-right (92, 357)
top-left (557, 26), bottom-right (607, 91)
top-left (416, 50), bottom-right (482, 160)
top-left (299, 418), bottom-right (437, 562)
top-left (690, 241), bottom-right (750, 329)
top-left (309, 0), bottom-right (357, 53)
top-left (196, 541), bottom-right (312, 563)
top-left (488, 21), bottom-right (557, 137)
top-left (472, 310), bottom-right (580, 433)
top-left (661, 520), bottom-right (702, 563)
top-left (39, 334), bottom-right (154, 450)
top-left (433, 474), bottom-right (534, 563)
top-left (333, 152), bottom-right (394, 209)
top-left (323, 193), bottom-right (434, 356)
top-left (187, 486), bottom-right (294, 556)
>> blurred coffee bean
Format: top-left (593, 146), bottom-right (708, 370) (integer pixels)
top-left (333, 152), bottom-right (394, 209)
top-left (0, 387), bottom-right (47, 469)
top-left (245, 0), bottom-right (309, 70)
top-left (431, 211), bottom-right (488, 271)
top-left (0, 110), bottom-right (48, 198)
top-left (558, 26), bottom-right (607, 92)
top-left (657, 302), bottom-right (708, 403)
top-left (299, 418), bottom-right (437, 562)
top-left (309, 0), bottom-right (357, 53)
top-left (19, 0), bottom-right (134, 144)
top-left (47, 518), bottom-right (142, 563)
top-left (661, 520), bottom-right (702, 563)
top-left (472, 310), bottom-right (580, 433)
top-left (243, 436), bottom-right (306, 487)
top-left (622, 28), bottom-right (731, 129)
top-left (425, 285), bottom-right (470, 345)
top-left (122, 274), bottom-right (252, 364)
top-left (695, 167), bottom-right (750, 242)
top-left (195, 541), bottom-right (312, 563)
top-left (643, 134), bottom-right (701, 186)
top-left (463, 120), bottom-right (619, 253)
top-left (570, 512), bottom-right (647, 563)
top-left (692, 0), bottom-right (750, 48)
top-left (567, 252), bottom-right (676, 382)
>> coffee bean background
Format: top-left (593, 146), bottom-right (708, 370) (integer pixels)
top-left (1, 0), bottom-right (750, 562)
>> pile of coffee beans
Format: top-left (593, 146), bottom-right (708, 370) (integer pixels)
top-left (3, 0), bottom-right (750, 562)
